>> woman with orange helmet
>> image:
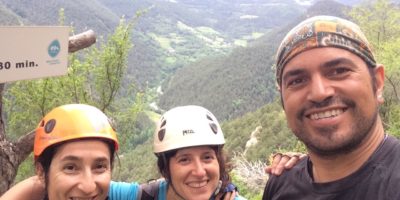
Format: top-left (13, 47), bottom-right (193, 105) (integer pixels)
top-left (1, 104), bottom-right (119, 200)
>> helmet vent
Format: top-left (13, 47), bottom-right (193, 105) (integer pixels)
top-left (158, 129), bottom-right (166, 141)
top-left (158, 119), bottom-right (167, 141)
top-left (206, 114), bottom-right (213, 121)
top-left (161, 119), bottom-right (167, 127)
top-left (40, 120), bottom-right (45, 127)
top-left (210, 123), bottom-right (218, 134)
top-left (45, 119), bottom-right (56, 134)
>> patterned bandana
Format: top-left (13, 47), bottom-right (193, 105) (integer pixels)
top-left (275, 15), bottom-right (376, 86)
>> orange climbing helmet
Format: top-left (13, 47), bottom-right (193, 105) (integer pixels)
top-left (34, 104), bottom-right (119, 159)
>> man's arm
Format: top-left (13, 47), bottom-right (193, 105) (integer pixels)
top-left (0, 176), bottom-right (45, 200)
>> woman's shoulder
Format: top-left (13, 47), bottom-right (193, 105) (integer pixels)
top-left (110, 180), bottom-right (141, 188)
top-left (109, 181), bottom-right (141, 200)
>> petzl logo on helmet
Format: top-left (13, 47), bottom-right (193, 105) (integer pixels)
top-left (48, 39), bottom-right (61, 58)
top-left (45, 119), bottom-right (56, 134)
top-left (183, 129), bottom-right (195, 135)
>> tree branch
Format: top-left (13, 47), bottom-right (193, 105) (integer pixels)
top-left (68, 29), bottom-right (96, 53)
top-left (13, 130), bottom-right (35, 164)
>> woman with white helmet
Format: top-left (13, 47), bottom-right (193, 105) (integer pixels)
top-left (154, 105), bottom-right (231, 199)
top-left (109, 105), bottom-right (244, 200)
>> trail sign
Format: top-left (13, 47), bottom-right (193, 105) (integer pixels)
top-left (0, 26), bottom-right (69, 83)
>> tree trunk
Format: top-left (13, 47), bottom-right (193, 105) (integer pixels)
top-left (0, 30), bottom-right (96, 195)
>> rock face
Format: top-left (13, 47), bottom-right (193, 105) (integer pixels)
top-left (244, 125), bottom-right (262, 155)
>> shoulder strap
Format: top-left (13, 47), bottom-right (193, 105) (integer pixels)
top-left (138, 180), bottom-right (160, 200)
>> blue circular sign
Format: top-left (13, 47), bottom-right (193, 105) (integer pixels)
top-left (48, 40), bottom-right (61, 58)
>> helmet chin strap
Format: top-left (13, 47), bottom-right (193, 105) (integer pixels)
top-left (207, 180), bottom-right (223, 200)
top-left (213, 180), bottom-right (223, 196)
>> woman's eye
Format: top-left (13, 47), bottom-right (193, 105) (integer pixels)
top-left (63, 164), bottom-right (77, 173)
top-left (203, 154), bottom-right (215, 161)
top-left (93, 163), bottom-right (108, 173)
top-left (178, 157), bottom-right (190, 164)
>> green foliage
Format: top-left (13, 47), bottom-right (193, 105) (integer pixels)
top-left (385, 103), bottom-right (400, 138)
top-left (231, 173), bottom-right (263, 200)
top-left (349, 0), bottom-right (400, 84)
top-left (112, 140), bottom-right (159, 183)
top-left (113, 101), bottom-right (154, 153)
top-left (349, 0), bottom-right (400, 46)
top-left (91, 17), bottom-right (134, 111)
top-left (349, 0), bottom-right (400, 138)
top-left (4, 79), bottom-right (73, 140)
top-left (58, 8), bottom-right (65, 25)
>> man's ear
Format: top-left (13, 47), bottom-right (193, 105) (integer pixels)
top-left (374, 64), bottom-right (385, 104)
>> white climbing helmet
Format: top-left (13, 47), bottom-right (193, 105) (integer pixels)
top-left (153, 105), bottom-right (225, 153)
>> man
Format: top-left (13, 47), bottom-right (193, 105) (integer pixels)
top-left (263, 15), bottom-right (400, 199)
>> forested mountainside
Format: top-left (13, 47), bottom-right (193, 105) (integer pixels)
top-left (98, 0), bottom-right (309, 87)
top-left (158, 0), bottom-right (348, 121)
